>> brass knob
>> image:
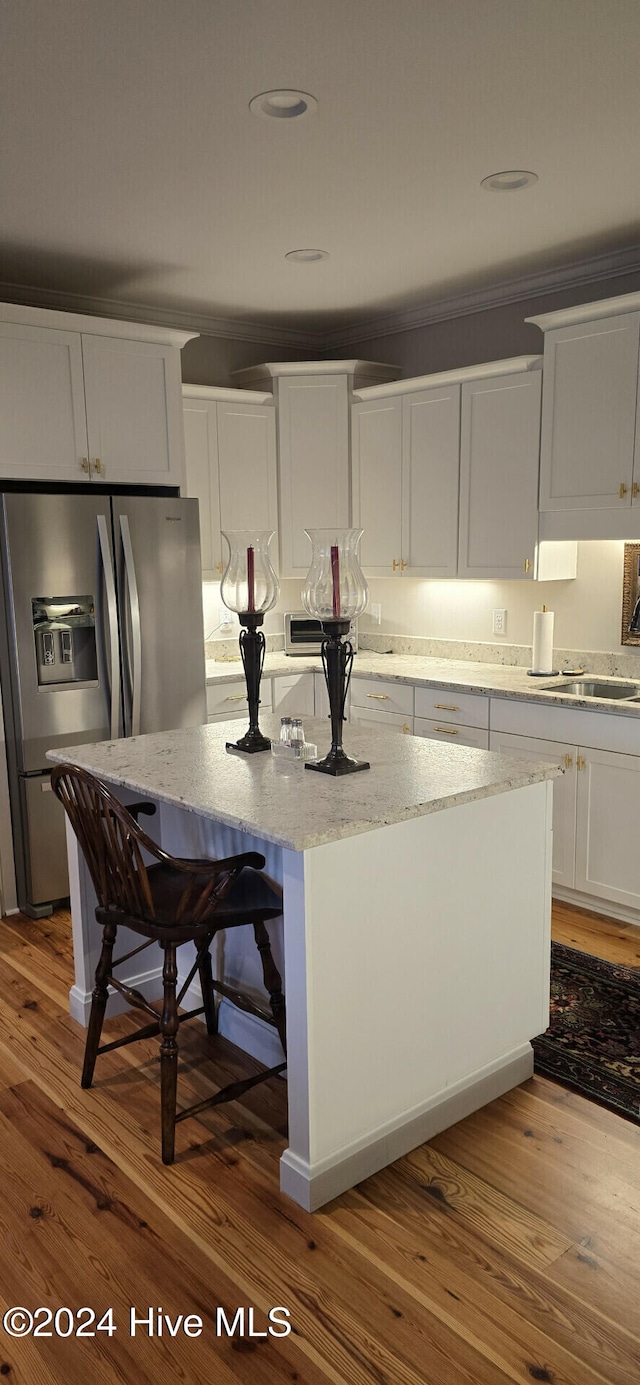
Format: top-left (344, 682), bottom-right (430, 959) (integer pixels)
top-left (523, 558), bottom-right (531, 574)
top-left (216, 561), bottom-right (224, 574)
top-left (563, 753), bottom-right (573, 769)
top-left (577, 755), bottom-right (586, 771)
top-left (620, 482), bottom-right (628, 499)
top-left (94, 457), bottom-right (102, 475)
top-left (81, 457), bottom-right (90, 474)
top-left (402, 723), bottom-right (410, 734)
top-left (633, 483), bottom-right (640, 500)
top-left (400, 559), bottom-right (407, 570)
top-left (392, 558), bottom-right (401, 571)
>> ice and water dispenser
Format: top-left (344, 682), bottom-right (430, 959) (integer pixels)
top-left (32, 596), bottom-right (98, 687)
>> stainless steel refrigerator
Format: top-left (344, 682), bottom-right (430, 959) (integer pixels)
top-left (0, 490), bottom-right (207, 916)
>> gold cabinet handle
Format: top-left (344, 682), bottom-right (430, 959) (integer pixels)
top-left (523, 558), bottom-right (531, 574)
top-left (633, 482), bottom-right (640, 499)
top-left (434, 703), bottom-right (460, 712)
top-left (216, 561), bottom-right (224, 574)
top-left (402, 723), bottom-right (411, 734)
top-left (563, 753), bottom-right (573, 769)
top-left (81, 457), bottom-right (90, 474)
top-left (400, 559), bottom-right (407, 570)
top-left (392, 558), bottom-right (401, 571)
top-left (366, 692), bottom-right (390, 700)
top-left (94, 457), bottom-right (102, 475)
top-left (577, 755), bottom-right (586, 771)
top-left (620, 482), bottom-right (628, 498)
top-left (224, 694), bottom-right (246, 701)
top-left (435, 726), bottom-right (459, 735)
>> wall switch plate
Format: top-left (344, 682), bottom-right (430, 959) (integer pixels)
top-left (370, 602), bottom-right (382, 625)
top-left (492, 608), bottom-right (507, 635)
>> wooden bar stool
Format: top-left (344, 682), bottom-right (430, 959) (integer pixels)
top-left (51, 762), bottom-right (286, 1163)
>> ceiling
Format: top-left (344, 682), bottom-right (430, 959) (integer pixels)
top-left (3, 0), bottom-right (640, 342)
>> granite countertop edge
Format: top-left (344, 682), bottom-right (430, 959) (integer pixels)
top-left (206, 653), bottom-right (640, 717)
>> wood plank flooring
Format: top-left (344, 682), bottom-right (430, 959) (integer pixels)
top-left (0, 903), bottom-right (638, 1385)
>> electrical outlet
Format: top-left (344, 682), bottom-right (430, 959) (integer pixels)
top-left (370, 602), bottom-right (382, 625)
top-left (492, 608), bottom-right (507, 635)
top-left (219, 606), bottom-right (233, 630)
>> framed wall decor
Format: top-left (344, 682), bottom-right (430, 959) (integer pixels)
top-left (621, 542), bottom-right (640, 646)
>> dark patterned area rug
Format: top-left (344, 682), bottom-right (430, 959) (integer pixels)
top-left (532, 943), bottom-right (640, 1125)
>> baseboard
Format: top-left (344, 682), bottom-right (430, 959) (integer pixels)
top-left (279, 1044), bottom-right (533, 1212)
top-left (69, 964), bottom-right (163, 1027)
top-left (553, 886), bottom-right (640, 928)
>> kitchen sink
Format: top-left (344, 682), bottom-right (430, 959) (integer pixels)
top-left (542, 680), bottom-right (640, 700)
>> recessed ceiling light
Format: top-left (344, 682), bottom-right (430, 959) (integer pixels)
top-left (481, 170), bottom-right (538, 192)
top-left (249, 90), bottom-right (317, 120)
top-left (285, 248), bottom-right (329, 263)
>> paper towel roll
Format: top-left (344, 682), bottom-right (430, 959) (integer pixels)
top-left (532, 608), bottom-right (554, 674)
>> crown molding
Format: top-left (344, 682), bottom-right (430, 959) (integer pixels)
top-left (323, 242), bottom-right (640, 350)
top-left (0, 280), bottom-right (323, 350)
top-left (3, 241), bottom-right (640, 357)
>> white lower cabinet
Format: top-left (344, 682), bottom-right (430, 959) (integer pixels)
top-left (350, 676), bottom-right (413, 734)
top-left (489, 730), bottom-right (577, 888)
top-left (575, 747), bottom-right (640, 910)
top-left (272, 672), bottom-right (315, 718)
top-left (350, 705), bottom-right (413, 734)
top-left (206, 678), bottom-right (273, 724)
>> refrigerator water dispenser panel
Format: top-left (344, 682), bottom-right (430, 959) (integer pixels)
top-left (32, 595), bottom-right (98, 687)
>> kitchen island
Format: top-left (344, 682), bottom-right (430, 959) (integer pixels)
top-left (49, 715), bottom-right (560, 1210)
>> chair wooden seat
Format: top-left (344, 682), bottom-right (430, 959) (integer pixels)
top-left (51, 762), bottom-right (286, 1164)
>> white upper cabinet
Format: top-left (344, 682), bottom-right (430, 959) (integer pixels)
top-left (0, 304), bottom-right (195, 486)
top-left (528, 293), bottom-right (640, 538)
top-left (182, 386), bottom-right (277, 578)
top-left (458, 369), bottom-right (541, 580)
top-left (352, 386), bottom-right (460, 578)
top-left (230, 362), bottom-right (399, 579)
top-left (353, 357), bottom-right (572, 580)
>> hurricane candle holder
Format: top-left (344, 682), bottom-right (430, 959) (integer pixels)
top-left (302, 527), bottom-right (370, 776)
top-left (220, 530), bottom-right (279, 753)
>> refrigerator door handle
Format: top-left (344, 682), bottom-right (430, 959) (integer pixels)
top-left (97, 514), bottom-right (121, 739)
top-left (119, 514), bottom-right (142, 737)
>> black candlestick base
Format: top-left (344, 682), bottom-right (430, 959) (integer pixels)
top-left (306, 746), bottom-right (370, 776)
top-left (225, 612), bottom-right (271, 755)
top-left (307, 617), bottom-right (370, 777)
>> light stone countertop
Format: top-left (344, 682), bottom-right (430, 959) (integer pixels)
top-left (206, 652), bottom-right (640, 717)
top-left (47, 714), bottom-right (560, 853)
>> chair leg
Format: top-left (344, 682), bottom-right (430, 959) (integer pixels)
top-left (81, 920), bottom-right (117, 1089)
top-left (197, 936), bottom-right (218, 1036)
top-left (253, 919), bottom-right (287, 1055)
top-left (160, 943), bottom-right (179, 1164)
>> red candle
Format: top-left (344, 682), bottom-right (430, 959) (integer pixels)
top-left (331, 544), bottom-right (340, 618)
top-left (247, 545), bottom-right (255, 613)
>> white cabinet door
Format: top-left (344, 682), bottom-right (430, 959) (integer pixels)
top-left (82, 335), bottom-right (185, 486)
top-left (458, 370), bottom-right (541, 580)
top-left (402, 386), bottom-right (460, 577)
top-left (575, 746), bottom-right (640, 909)
top-left (216, 400), bottom-right (278, 567)
top-left (183, 394), bottom-right (277, 578)
top-left (277, 374), bottom-right (350, 576)
top-left (272, 672), bottom-right (315, 717)
top-left (415, 718), bottom-right (489, 751)
top-left (0, 323), bottom-right (89, 481)
top-left (352, 397), bottom-right (403, 575)
top-left (183, 397), bottom-right (221, 575)
top-left (489, 729), bottom-right (577, 889)
top-left (538, 313), bottom-right (640, 511)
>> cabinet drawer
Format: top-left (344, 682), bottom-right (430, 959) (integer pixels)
top-left (272, 672), bottom-right (315, 717)
top-left (351, 706), bottom-right (413, 734)
top-left (414, 687), bottom-right (489, 728)
top-left (414, 717), bottom-right (489, 750)
top-left (206, 679), bottom-right (273, 716)
top-left (350, 676), bottom-right (413, 716)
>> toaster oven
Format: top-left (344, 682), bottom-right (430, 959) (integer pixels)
top-left (284, 612), bottom-right (358, 655)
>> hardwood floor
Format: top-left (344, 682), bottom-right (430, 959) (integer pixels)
top-left (551, 898), bottom-right (640, 967)
top-left (0, 903), bottom-right (638, 1384)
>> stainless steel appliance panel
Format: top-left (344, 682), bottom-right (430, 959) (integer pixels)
top-left (1, 493), bottom-right (116, 771)
top-left (112, 494), bottom-right (206, 734)
top-left (21, 772), bottom-right (70, 905)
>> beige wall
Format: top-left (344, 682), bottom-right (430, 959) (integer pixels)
top-left (181, 333), bottom-right (312, 387)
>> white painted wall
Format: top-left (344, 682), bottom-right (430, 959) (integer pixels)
top-left (359, 542), bottom-right (632, 654)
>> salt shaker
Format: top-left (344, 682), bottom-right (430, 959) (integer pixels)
top-left (279, 716), bottom-right (292, 745)
top-left (289, 718), bottom-right (305, 757)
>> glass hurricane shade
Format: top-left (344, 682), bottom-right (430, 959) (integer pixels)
top-left (220, 531), bottom-right (279, 616)
top-left (302, 528), bottom-right (368, 622)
